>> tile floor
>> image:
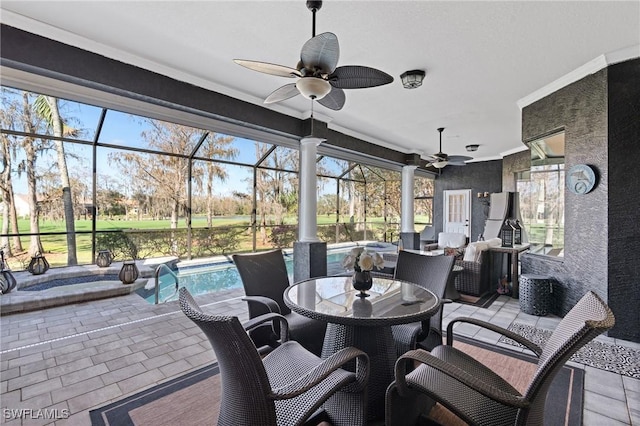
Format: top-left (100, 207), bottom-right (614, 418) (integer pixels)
top-left (1, 286), bottom-right (638, 425)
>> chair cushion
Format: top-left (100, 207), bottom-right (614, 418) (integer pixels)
top-left (437, 233), bottom-right (467, 249)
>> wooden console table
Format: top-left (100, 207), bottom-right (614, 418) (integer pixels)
top-left (489, 244), bottom-right (530, 298)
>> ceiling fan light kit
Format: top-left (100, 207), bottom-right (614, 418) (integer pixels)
top-left (400, 70), bottom-right (426, 89)
top-left (296, 78), bottom-right (331, 100)
top-left (233, 0), bottom-right (393, 111)
top-left (426, 127), bottom-right (474, 170)
top-left (466, 144), bottom-right (479, 152)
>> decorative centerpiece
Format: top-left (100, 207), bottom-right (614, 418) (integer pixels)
top-left (341, 247), bottom-right (384, 297)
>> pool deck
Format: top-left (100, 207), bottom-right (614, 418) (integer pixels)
top-left (1, 284), bottom-right (638, 425)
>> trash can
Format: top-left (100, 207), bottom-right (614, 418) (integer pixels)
top-left (519, 274), bottom-right (553, 316)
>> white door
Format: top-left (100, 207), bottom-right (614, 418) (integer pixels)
top-left (443, 189), bottom-right (471, 238)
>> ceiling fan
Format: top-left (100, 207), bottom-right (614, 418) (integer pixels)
top-left (427, 127), bottom-right (473, 169)
top-left (233, 0), bottom-right (393, 111)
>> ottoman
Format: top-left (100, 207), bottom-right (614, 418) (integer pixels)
top-left (519, 274), bottom-right (554, 316)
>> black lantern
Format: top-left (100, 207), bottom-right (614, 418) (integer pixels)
top-left (0, 251), bottom-right (17, 294)
top-left (119, 260), bottom-right (139, 284)
top-left (96, 250), bottom-right (113, 268)
top-left (501, 220), bottom-right (515, 248)
top-left (512, 220), bottom-right (522, 245)
top-left (27, 253), bottom-right (50, 275)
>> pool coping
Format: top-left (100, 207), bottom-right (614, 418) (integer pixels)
top-left (0, 259), bottom-right (173, 315)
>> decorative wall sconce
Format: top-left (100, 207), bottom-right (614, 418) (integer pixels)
top-left (477, 192), bottom-right (490, 205)
top-left (27, 253), bottom-right (50, 275)
top-left (96, 250), bottom-right (113, 268)
top-left (119, 260), bottom-right (139, 284)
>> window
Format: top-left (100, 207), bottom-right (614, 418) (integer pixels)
top-left (516, 132), bottom-right (565, 257)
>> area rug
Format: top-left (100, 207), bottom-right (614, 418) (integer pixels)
top-left (456, 291), bottom-right (500, 308)
top-left (89, 337), bottom-right (583, 426)
top-left (500, 322), bottom-right (640, 379)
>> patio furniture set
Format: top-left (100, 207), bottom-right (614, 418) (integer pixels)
top-left (179, 247), bottom-right (614, 425)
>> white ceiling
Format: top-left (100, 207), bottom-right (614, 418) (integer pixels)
top-left (2, 1), bottom-right (639, 163)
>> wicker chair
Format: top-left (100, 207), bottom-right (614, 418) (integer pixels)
top-left (386, 290), bottom-right (615, 426)
top-left (179, 288), bottom-right (369, 426)
top-left (390, 251), bottom-right (455, 358)
top-left (233, 249), bottom-right (326, 355)
top-left (454, 250), bottom-right (492, 296)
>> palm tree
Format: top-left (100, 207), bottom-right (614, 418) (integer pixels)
top-left (33, 95), bottom-right (78, 265)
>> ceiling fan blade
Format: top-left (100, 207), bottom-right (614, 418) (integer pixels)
top-left (300, 32), bottom-right (339, 74)
top-left (328, 66), bottom-right (394, 89)
top-left (317, 87), bottom-right (345, 110)
top-left (234, 60), bottom-right (300, 78)
top-left (447, 155), bottom-right (473, 164)
top-left (428, 153), bottom-right (448, 161)
top-left (264, 83), bottom-right (300, 104)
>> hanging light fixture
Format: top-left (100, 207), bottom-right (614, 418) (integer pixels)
top-left (400, 70), bottom-right (426, 89)
top-left (296, 77), bottom-right (331, 100)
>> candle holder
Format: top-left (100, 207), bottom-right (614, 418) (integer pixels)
top-left (27, 252), bottom-right (50, 275)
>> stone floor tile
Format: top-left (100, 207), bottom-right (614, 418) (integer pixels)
top-left (104, 351), bottom-right (148, 371)
top-left (159, 359), bottom-right (193, 377)
top-left (100, 362), bottom-right (147, 386)
top-left (7, 352), bottom-right (43, 369)
top-left (51, 376), bottom-right (105, 405)
top-left (116, 369), bottom-right (165, 396)
top-left (583, 391), bottom-right (631, 424)
top-left (90, 346), bottom-right (133, 364)
top-left (7, 369), bottom-right (49, 392)
top-left (66, 383), bottom-right (122, 414)
top-left (583, 409), bottom-right (630, 425)
top-left (19, 357), bottom-right (57, 376)
top-left (141, 354), bottom-right (175, 370)
top-left (60, 364), bottom-right (109, 387)
top-left (54, 346), bottom-right (98, 365)
top-left (21, 376), bottom-right (63, 401)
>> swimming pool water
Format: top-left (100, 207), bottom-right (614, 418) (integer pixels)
top-left (145, 249), bottom-right (356, 303)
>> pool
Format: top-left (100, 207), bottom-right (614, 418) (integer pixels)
top-left (142, 244), bottom-right (394, 304)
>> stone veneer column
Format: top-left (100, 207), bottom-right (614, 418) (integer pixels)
top-left (294, 136), bottom-right (327, 283)
top-left (400, 165), bottom-right (419, 249)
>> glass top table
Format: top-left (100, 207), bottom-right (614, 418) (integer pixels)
top-left (284, 275), bottom-right (439, 421)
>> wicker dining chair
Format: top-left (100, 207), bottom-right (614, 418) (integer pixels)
top-left (391, 251), bottom-right (455, 358)
top-left (386, 290), bottom-right (615, 426)
top-left (233, 249), bottom-right (326, 355)
top-left (179, 288), bottom-right (369, 426)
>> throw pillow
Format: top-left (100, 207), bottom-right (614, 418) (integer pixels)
top-left (444, 247), bottom-right (464, 261)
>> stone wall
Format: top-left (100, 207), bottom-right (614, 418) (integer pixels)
top-left (516, 58), bottom-right (640, 342)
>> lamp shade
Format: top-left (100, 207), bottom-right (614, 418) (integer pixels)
top-left (296, 77), bottom-right (331, 100)
top-left (400, 70), bottom-right (426, 89)
top-left (432, 160), bottom-right (448, 169)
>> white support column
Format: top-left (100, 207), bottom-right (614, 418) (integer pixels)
top-left (401, 165), bottom-right (417, 233)
top-left (298, 136), bottom-right (324, 242)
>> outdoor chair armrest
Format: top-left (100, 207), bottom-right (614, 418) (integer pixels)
top-left (446, 317), bottom-right (542, 356)
top-left (423, 243), bottom-right (439, 251)
top-left (243, 313), bottom-right (289, 344)
top-left (395, 349), bottom-right (529, 408)
top-left (269, 346), bottom-right (369, 400)
top-left (242, 295), bottom-right (282, 314)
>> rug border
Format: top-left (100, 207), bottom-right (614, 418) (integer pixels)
top-left (89, 363), bottom-right (220, 426)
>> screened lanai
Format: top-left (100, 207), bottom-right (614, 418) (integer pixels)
top-left (0, 86), bottom-right (434, 271)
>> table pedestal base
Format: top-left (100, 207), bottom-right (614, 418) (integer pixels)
top-left (322, 323), bottom-right (397, 421)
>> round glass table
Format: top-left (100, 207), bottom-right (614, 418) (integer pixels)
top-left (284, 275), bottom-right (439, 421)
